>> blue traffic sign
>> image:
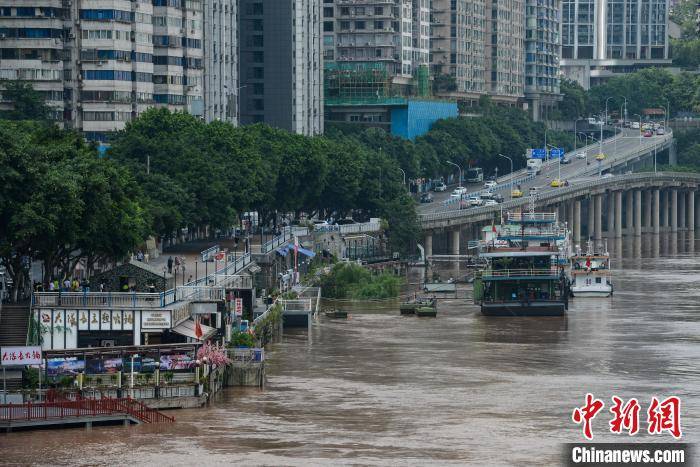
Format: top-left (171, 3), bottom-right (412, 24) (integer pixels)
top-left (550, 148), bottom-right (565, 158)
top-left (530, 148), bottom-right (546, 159)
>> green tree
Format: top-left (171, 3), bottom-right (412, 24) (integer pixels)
top-left (0, 80), bottom-right (51, 121)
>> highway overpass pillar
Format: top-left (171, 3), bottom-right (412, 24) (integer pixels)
top-left (615, 191), bottom-right (623, 238)
top-left (662, 190), bottom-right (669, 229)
top-left (644, 190), bottom-right (652, 230)
top-left (634, 190), bottom-right (642, 236)
top-left (625, 191), bottom-right (633, 234)
top-left (671, 189), bottom-right (678, 233)
top-left (587, 198), bottom-right (595, 239)
top-left (606, 193), bottom-right (615, 237)
top-left (669, 141), bottom-right (677, 166)
top-left (574, 200), bottom-right (581, 244)
top-left (567, 201), bottom-right (574, 229)
top-left (679, 190), bottom-right (686, 230)
top-left (424, 233), bottom-right (433, 258)
top-left (450, 228), bottom-right (460, 255)
top-left (687, 191), bottom-right (695, 233)
top-left (594, 195), bottom-right (603, 241)
top-left (652, 189), bottom-right (660, 235)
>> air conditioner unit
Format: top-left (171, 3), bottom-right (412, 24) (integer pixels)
top-left (76, 59), bottom-right (81, 64)
top-left (68, 33), bottom-right (75, 39)
top-left (75, 20), bottom-right (80, 25)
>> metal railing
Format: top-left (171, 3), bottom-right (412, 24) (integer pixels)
top-left (279, 298), bottom-right (313, 312)
top-left (176, 286), bottom-right (225, 302)
top-left (0, 398), bottom-right (174, 423)
top-left (483, 268), bottom-right (559, 278)
top-left (261, 229), bottom-right (294, 254)
top-left (200, 245), bottom-right (220, 262)
top-left (313, 221), bottom-right (382, 234)
top-left (420, 171), bottom-right (700, 226)
top-left (32, 291), bottom-right (174, 308)
top-left (508, 212), bottom-right (557, 222)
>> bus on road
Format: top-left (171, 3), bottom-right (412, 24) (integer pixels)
top-left (466, 167), bottom-right (483, 183)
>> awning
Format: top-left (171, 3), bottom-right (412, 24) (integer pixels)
top-left (287, 244), bottom-right (316, 258)
top-left (171, 319), bottom-right (217, 341)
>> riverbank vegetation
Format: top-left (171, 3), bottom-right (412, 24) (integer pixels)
top-left (315, 263), bottom-right (402, 300)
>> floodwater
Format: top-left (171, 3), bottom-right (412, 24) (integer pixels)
top-left (3, 233), bottom-right (700, 466)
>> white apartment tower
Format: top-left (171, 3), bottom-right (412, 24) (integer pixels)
top-left (203, 0), bottom-right (238, 123)
top-left (0, 0), bottom-right (236, 140)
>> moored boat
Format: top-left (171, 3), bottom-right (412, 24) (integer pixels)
top-left (570, 240), bottom-right (613, 297)
top-left (324, 309), bottom-right (348, 319)
top-left (472, 210), bottom-right (571, 317)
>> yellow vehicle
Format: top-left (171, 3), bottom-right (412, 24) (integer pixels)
top-left (511, 188), bottom-right (523, 198)
top-left (551, 179), bottom-right (563, 187)
top-left (595, 153), bottom-right (606, 161)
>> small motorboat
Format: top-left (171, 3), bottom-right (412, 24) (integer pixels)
top-left (324, 309), bottom-right (348, 319)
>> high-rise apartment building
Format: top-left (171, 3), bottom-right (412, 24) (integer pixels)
top-left (524, 0), bottom-right (561, 119)
top-left (203, 0), bottom-right (238, 122)
top-left (488, 0), bottom-right (525, 101)
top-left (0, 0), bottom-right (237, 140)
top-left (323, 0), bottom-right (430, 93)
top-left (239, 0), bottom-right (323, 135)
top-left (430, 0), bottom-right (524, 107)
top-left (561, 0), bottom-right (670, 89)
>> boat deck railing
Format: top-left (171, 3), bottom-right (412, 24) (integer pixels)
top-left (483, 268), bottom-right (560, 279)
top-left (506, 212), bottom-right (557, 224)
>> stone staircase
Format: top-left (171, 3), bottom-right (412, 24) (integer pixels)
top-left (0, 304), bottom-right (30, 391)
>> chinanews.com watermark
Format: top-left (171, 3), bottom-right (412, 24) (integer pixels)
top-left (563, 393), bottom-right (693, 466)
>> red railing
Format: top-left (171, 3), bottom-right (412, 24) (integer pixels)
top-left (0, 398), bottom-right (174, 424)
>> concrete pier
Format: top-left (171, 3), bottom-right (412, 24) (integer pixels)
top-left (634, 190), bottom-right (642, 236)
top-left (588, 198), bottom-right (595, 239)
top-left (671, 189), bottom-right (678, 233)
top-left (626, 191), bottom-right (633, 235)
top-left (594, 194), bottom-right (603, 240)
top-left (679, 190), bottom-right (686, 230)
top-left (644, 190), bottom-right (652, 230)
top-left (688, 191), bottom-right (695, 233)
top-left (614, 191), bottom-right (622, 238)
top-left (450, 228), bottom-right (460, 255)
top-left (606, 193), bottom-right (614, 237)
top-left (653, 189), bottom-right (660, 234)
top-left (574, 200), bottom-right (581, 243)
top-left (424, 233), bottom-right (433, 258)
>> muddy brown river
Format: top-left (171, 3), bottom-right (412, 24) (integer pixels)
top-left (2, 234), bottom-right (699, 466)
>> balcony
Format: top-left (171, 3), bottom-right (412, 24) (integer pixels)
top-left (482, 268), bottom-right (559, 280)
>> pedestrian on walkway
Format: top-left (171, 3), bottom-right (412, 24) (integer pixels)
top-left (49, 280), bottom-right (55, 291)
top-left (167, 256), bottom-right (173, 274)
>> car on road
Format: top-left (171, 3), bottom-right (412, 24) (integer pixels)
top-left (420, 193), bottom-right (434, 203)
top-left (511, 188), bottom-right (523, 198)
top-left (602, 173), bottom-right (614, 179)
top-left (656, 128), bottom-right (666, 135)
top-left (450, 187), bottom-right (468, 197)
top-left (576, 152), bottom-right (586, 160)
top-left (551, 179), bottom-right (563, 187)
top-left (484, 180), bottom-right (497, 190)
top-left (643, 130), bottom-right (653, 137)
top-left (467, 195), bottom-right (483, 206)
top-left (433, 181), bottom-right (447, 192)
top-left (560, 156), bottom-right (571, 165)
top-left (595, 153), bottom-right (606, 161)
top-left (481, 191), bottom-right (504, 203)
top-left (483, 199), bottom-right (498, 206)
top-left (631, 121), bottom-right (640, 129)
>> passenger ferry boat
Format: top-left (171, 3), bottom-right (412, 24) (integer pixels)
top-left (570, 240), bottom-right (613, 297)
top-left (472, 210), bottom-right (571, 317)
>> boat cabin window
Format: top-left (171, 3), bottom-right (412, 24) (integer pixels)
top-left (595, 277), bottom-right (602, 284)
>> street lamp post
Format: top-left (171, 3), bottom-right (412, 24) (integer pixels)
top-left (544, 128), bottom-right (548, 161)
top-left (633, 113), bottom-right (642, 145)
top-left (547, 143), bottom-right (561, 183)
top-left (446, 160), bottom-right (462, 188)
top-left (398, 167), bottom-right (406, 185)
top-left (573, 119), bottom-right (578, 153)
top-left (498, 154), bottom-right (513, 200)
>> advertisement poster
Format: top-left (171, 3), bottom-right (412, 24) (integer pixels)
top-left (47, 357), bottom-right (85, 377)
top-left (159, 354), bottom-right (195, 371)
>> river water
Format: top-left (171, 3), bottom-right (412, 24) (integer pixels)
top-left (3, 234), bottom-right (700, 466)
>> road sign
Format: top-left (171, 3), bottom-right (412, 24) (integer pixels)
top-left (1, 346), bottom-right (42, 366)
top-left (550, 148), bottom-right (565, 158)
top-left (530, 148), bottom-right (547, 159)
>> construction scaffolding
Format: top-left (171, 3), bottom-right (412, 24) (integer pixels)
top-left (324, 62), bottom-right (402, 106)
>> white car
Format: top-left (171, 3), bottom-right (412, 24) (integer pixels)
top-left (467, 195), bottom-right (483, 206)
top-left (451, 187), bottom-right (468, 197)
top-left (484, 181), bottom-right (497, 190)
top-left (656, 128), bottom-right (666, 135)
top-left (483, 199), bottom-right (498, 206)
top-left (576, 152), bottom-right (586, 159)
top-left (631, 122), bottom-right (640, 129)
top-left (433, 182), bottom-right (447, 192)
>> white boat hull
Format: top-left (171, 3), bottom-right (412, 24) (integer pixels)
top-left (571, 288), bottom-right (612, 298)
